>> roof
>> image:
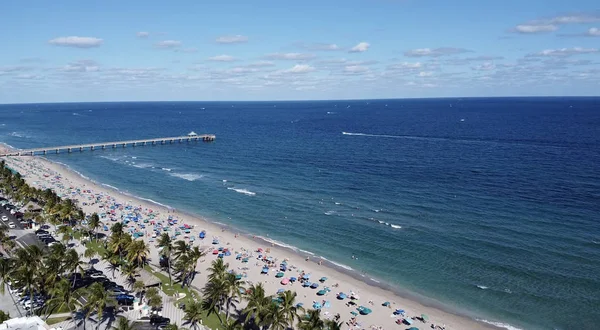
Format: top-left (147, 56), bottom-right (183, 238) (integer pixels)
top-left (0, 316), bottom-right (50, 330)
top-left (138, 268), bottom-right (161, 287)
top-left (24, 201), bottom-right (42, 211)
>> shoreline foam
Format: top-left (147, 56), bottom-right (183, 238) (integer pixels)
top-left (1, 142), bottom-right (507, 330)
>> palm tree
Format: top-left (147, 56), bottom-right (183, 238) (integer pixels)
top-left (113, 316), bottom-right (137, 330)
top-left (243, 283), bottom-right (270, 326)
top-left (183, 300), bottom-right (205, 330)
top-left (220, 318), bottom-right (243, 330)
top-left (172, 240), bottom-right (191, 260)
top-left (88, 213), bottom-right (101, 241)
top-left (0, 258), bottom-right (19, 314)
top-left (207, 258), bottom-right (228, 283)
top-left (297, 309), bottom-right (324, 330)
top-left (201, 275), bottom-right (225, 324)
top-left (156, 233), bottom-right (174, 285)
top-left (162, 324), bottom-right (180, 330)
top-left (46, 278), bottom-right (82, 318)
top-left (121, 262), bottom-right (138, 288)
top-left (223, 273), bottom-right (245, 321)
top-left (13, 245), bottom-right (44, 313)
top-left (264, 302), bottom-right (288, 330)
top-left (83, 282), bottom-right (116, 327)
top-left (63, 249), bottom-right (85, 287)
top-left (101, 249), bottom-right (121, 279)
top-left (132, 280), bottom-right (145, 299)
top-left (278, 290), bottom-right (302, 327)
top-left (57, 225), bottom-right (73, 243)
top-left (127, 240), bottom-right (149, 267)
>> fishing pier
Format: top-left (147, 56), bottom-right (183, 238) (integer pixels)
top-left (0, 134), bottom-right (215, 157)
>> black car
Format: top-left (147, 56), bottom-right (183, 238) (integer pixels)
top-left (35, 230), bottom-right (49, 236)
top-left (150, 316), bottom-right (170, 326)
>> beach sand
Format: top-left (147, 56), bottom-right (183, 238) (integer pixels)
top-left (1, 144), bottom-right (498, 330)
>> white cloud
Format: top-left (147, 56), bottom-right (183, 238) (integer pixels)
top-left (284, 64), bottom-right (315, 74)
top-left (60, 60), bottom-right (100, 72)
top-left (514, 24), bottom-right (558, 34)
top-left (175, 48), bottom-right (198, 53)
top-left (48, 36), bottom-right (103, 48)
top-left (512, 13), bottom-right (600, 34)
top-left (216, 35), bottom-right (249, 44)
top-left (136, 32), bottom-right (150, 38)
top-left (349, 42), bottom-right (370, 53)
top-left (390, 62), bottom-right (423, 69)
top-left (265, 53), bottom-right (316, 60)
top-left (404, 47), bottom-right (470, 57)
top-left (528, 47), bottom-right (599, 57)
top-left (155, 40), bottom-right (182, 49)
top-left (418, 71), bottom-right (434, 77)
top-left (299, 42), bottom-right (341, 51)
top-left (587, 27), bottom-right (600, 36)
top-left (207, 55), bottom-right (237, 62)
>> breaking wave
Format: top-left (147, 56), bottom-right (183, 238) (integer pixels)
top-left (477, 319), bottom-right (524, 330)
top-left (169, 172), bottom-right (203, 181)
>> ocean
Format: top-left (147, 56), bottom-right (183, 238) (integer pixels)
top-left (1, 98), bottom-right (599, 329)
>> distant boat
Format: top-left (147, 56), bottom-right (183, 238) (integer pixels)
top-left (460, 119), bottom-right (465, 122)
top-left (188, 131), bottom-right (198, 136)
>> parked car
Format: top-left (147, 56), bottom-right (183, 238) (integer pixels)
top-left (150, 316), bottom-right (170, 326)
top-left (8, 222), bottom-right (15, 228)
top-left (1, 215), bottom-right (7, 221)
top-left (90, 273), bottom-right (106, 279)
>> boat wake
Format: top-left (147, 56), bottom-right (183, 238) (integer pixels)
top-left (476, 285), bottom-right (489, 290)
top-left (369, 218), bottom-right (401, 229)
top-left (227, 187), bottom-right (257, 196)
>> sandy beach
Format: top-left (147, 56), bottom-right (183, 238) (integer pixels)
top-left (1, 144), bottom-right (499, 330)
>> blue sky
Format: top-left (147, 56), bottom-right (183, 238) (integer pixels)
top-left (1, 0), bottom-right (599, 102)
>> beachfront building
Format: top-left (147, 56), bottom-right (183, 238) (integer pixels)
top-left (0, 316), bottom-right (54, 330)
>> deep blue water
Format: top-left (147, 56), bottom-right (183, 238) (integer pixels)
top-left (1, 98), bottom-right (599, 329)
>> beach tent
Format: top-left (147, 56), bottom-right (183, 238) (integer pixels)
top-left (337, 293), bottom-right (347, 300)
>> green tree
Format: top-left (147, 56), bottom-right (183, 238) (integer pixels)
top-left (88, 213), bottom-right (101, 242)
top-left (156, 233), bottom-right (174, 286)
top-left (0, 310), bottom-right (10, 323)
top-left (83, 282), bottom-right (116, 326)
top-left (278, 290), bottom-right (302, 327)
top-left (297, 309), bottom-right (324, 330)
top-left (113, 316), bottom-right (137, 330)
top-left (243, 283), bottom-right (270, 326)
top-left (183, 300), bottom-right (205, 330)
top-left (46, 278), bottom-right (82, 318)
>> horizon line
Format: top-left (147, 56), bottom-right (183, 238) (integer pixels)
top-left (1, 95), bottom-right (600, 106)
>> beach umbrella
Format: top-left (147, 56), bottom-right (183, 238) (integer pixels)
top-left (310, 283), bottom-right (319, 289)
top-left (337, 293), bottom-right (347, 300)
top-left (312, 302), bottom-right (322, 309)
top-left (319, 276), bottom-right (327, 282)
top-left (296, 303), bottom-right (303, 308)
top-left (302, 274), bottom-right (311, 280)
top-left (350, 311), bottom-right (358, 316)
top-left (404, 318), bottom-right (413, 325)
top-left (317, 289), bottom-right (327, 296)
top-left (408, 328), bottom-right (419, 330)
top-left (382, 301), bottom-right (390, 306)
top-left (324, 301), bottom-right (331, 308)
top-left (302, 282), bottom-right (311, 287)
top-left (360, 307), bottom-right (372, 315)
top-left (421, 314), bottom-right (429, 321)
top-left (290, 277), bottom-right (297, 282)
top-left (394, 309), bottom-right (405, 315)
top-left (276, 272), bottom-right (284, 278)
top-left (277, 289), bottom-right (285, 294)
top-left (281, 278), bottom-right (290, 285)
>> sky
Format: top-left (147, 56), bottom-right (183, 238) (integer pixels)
top-left (1, 0), bottom-right (599, 103)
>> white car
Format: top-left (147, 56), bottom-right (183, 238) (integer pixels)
top-left (1, 216), bottom-right (7, 221)
top-left (90, 273), bottom-right (106, 279)
top-left (8, 222), bottom-right (15, 229)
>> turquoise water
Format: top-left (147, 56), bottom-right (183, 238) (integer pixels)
top-left (1, 98), bottom-right (599, 329)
